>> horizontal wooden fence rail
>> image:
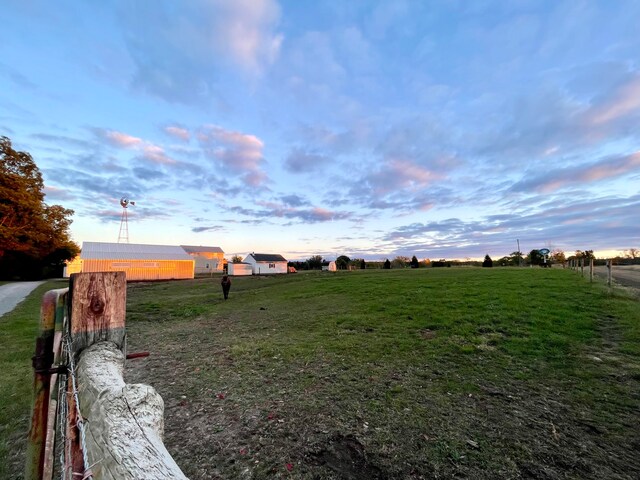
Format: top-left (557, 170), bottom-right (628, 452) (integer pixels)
top-left (26, 272), bottom-right (188, 480)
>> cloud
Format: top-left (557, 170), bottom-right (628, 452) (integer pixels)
top-left (94, 128), bottom-right (143, 148)
top-left (211, 0), bottom-right (283, 73)
top-left (225, 199), bottom-right (351, 224)
top-left (192, 225), bottom-right (225, 233)
top-left (379, 194), bottom-right (640, 259)
top-left (140, 144), bottom-right (177, 165)
top-left (0, 62), bottom-right (38, 91)
top-left (284, 148), bottom-right (331, 173)
top-left (358, 158), bottom-right (443, 197)
top-left (279, 194), bottom-right (309, 207)
top-left (132, 166), bottom-right (167, 181)
top-left (163, 125), bottom-right (191, 141)
top-left (119, 0), bottom-right (282, 104)
top-left (93, 127), bottom-right (179, 166)
top-left (511, 151), bottom-right (640, 193)
top-left (585, 74), bottom-right (640, 126)
top-left (197, 124), bottom-right (269, 186)
top-left (43, 185), bottom-right (74, 201)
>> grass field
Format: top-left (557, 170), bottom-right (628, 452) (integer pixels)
top-left (0, 279), bottom-right (68, 480)
top-left (2, 269), bottom-right (639, 479)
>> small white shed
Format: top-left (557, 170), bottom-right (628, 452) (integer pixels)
top-left (228, 262), bottom-right (253, 276)
top-left (243, 253), bottom-right (288, 275)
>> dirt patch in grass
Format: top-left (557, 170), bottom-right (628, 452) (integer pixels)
top-left (123, 270), bottom-right (640, 479)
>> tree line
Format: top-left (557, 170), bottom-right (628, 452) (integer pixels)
top-left (289, 248), bottom-right (639, 271)
top-left (1, 136), bottom-right (78, 279)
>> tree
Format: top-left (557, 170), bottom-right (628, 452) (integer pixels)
top-left (231, 255), bottom-right (243, 263)
top-left (360, 259), bottom-right (366, 269)
top-left (307, 255), bottom-right (323, 270)
top-left (528, 249), bottom-right (544, 266)
top-left (624, 248), bottom-right (639, 259)
top-left (383, 259), bottom-right (391, 269)
top-left (410, 255), bottom-right (419, 268)
top-left (336, 255), bottom-right (351, 270)
top-left (482, 254), bottom-right (493, 267)
top-left (551, 249), bottom-right (566, 264)
top-left (510, 251), bottom-right (523, 266)
top-left (1, 136), bottom-right (79, 279)
top-left (391, 256), bottom-right (408, 268)
top-left (578, 250), bottom-right (595, 261)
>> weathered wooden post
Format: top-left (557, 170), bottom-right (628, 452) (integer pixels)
top-left (580, 258), bottom-right (584, 277)
top-left (589, 258), bottom-right (594, 283)
top-left (25, 288), bottom-right (68, 480)
top-left (70, 271), bottom-right (188, 479)
top-left (607, 260), bottom-right (612, 287)
top-left (69, 271), bottom-right (127, 356)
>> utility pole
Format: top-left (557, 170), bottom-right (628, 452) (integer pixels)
top-left (517, 239), bottom-right (522, 267)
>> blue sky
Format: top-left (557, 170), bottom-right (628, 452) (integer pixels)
top-left (1, 0), bottom-right (638, 261)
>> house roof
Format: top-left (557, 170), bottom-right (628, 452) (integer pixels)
top-left (81, 242), bottom-right (193, 261)
top-left (180, 245), bottom-right (224, 254)
top-left (247, 253), bottom-right (287, 262)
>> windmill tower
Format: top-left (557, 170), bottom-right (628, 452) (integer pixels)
top-left (117, 197), bottom-right (135, 243)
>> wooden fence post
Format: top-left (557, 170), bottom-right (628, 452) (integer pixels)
top-left (25, 288), bottom-right (68, 480)
top-left (69, 272), bottom-right (127, 357)
top-left (607, 260), bottom-right (612, 287)
top-left (580, 258), bottom-right (584, 277)
top-left (590, 258), bottom-right (594, 283)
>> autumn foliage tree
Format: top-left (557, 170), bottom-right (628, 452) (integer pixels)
top-left (0, 136), bottom-right (79, 279)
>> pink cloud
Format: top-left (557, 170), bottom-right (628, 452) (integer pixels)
top-left (586, 75), bottom-right (640, 125)
top-left (164, 126), bottom-right (191, 141)
top-left (198, 124), bottom-right (269, 185)
top-left (577, 151), bottom-right (640, 182)
top-left (212, 0), bottom-right (283, 73)
top-left (142, 144), bottom-right (176, 165)
top-left (104, 130), bottom-right (143, 148)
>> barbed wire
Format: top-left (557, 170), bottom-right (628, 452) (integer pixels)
top-left (56, 361), bottom-right (68, 480)
top-left (62, 334), bottom-right (93, 480)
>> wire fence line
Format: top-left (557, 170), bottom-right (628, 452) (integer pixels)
top-left (26, 286), bottom-right (95, 480)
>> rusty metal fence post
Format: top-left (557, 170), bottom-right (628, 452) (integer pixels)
top-left (25, 288), bottom-right (68, 480)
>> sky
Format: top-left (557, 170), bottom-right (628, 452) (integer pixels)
top-left (1, 0), bottom-right (639, 261)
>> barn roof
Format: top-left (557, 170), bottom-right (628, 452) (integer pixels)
top-left (247, 253), bottom-right (287, 262)
top-left (81, 242), bottom-right (193, 260)
top-left (180, 245), bottom-right (224, 254)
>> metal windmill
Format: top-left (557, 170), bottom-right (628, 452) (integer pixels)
top-left (117, 197), bottom-right (136, 243)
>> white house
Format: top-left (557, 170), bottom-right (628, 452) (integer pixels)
top-left (243, 253), bottom-right (288, 275)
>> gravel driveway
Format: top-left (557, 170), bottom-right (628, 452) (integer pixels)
top-left (0, 281), bottom-right (44, 317)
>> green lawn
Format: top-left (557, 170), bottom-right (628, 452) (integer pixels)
top-left (2, 269), bottom-right (639, 479)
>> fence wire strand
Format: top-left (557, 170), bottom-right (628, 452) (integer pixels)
top-left (56, 366), bottom-right (68, 480)
top-left (63, 333), bottom-right (93, 480)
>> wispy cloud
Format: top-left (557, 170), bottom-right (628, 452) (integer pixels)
top-left (163, 125), bottom-right (191, 141)
top-left (96, 129), bottom-right (143, 148)
top-left (192, 225), bottom-right (225, 233)
top-left (119, 0), bottom-right (282, 104)
top-left (197, 124), bottom-right (269, 186)
top-left (511, 151), bottom-right (640, 193)
top-left (284, 148), bottom-right (331, 173)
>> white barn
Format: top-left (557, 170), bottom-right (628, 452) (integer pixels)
top-left (243, 253), bottom-right (288, 275)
